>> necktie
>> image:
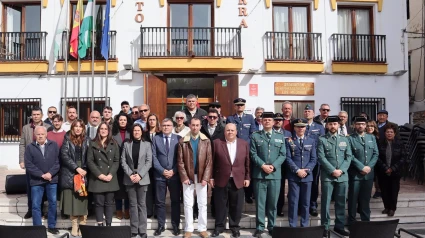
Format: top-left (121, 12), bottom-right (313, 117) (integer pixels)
top-left (239, 116), bottom-right (242, 123)
top-left (299, 138), bottom-right (303, 148)
top-left (340, 126), bottom-right (345, 136)
top-left (266, 132), bottom-right (271, 140)
top-left (306, 125), bottom-right (310, 134)
top-left (165, 136), bottom-right (169, 154)
top-left (361, 136), bottom-right (365, 144)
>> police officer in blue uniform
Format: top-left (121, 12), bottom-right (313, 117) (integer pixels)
top-left (226, 98), bottom-right (256, 203)
top-left (303, 104), bottom-right (325, 216)
top-left (285, 119), bottom-right (317, 227)
top-left (273, 113), bottom-right (292, 217)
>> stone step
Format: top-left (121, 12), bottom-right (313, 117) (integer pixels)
top-left (1, 207), bottom-right (425, 230)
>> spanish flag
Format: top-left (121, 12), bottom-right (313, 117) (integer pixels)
top-left (70, 0), bottom-right (83, 59)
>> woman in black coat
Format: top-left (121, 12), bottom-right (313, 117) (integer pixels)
top-left (376, 123), bottom-right (406, 217)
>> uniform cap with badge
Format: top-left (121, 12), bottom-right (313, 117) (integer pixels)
top-left (273, 113), bottom-right (284, 120)
top-left (304, 104), bottom-right (314, 111)
top-left (261, 112), bottom-right (275, 119)
top-left (233, 98), bottom-right (246, 105)
top-left (325, 116), bottom-right (340, 123)
top-left (353, 116), bottom-right (367, 123)
top-left (209, 102), bottom-right (221, 108)
top-left (292, 118), bottom-right (308, 127)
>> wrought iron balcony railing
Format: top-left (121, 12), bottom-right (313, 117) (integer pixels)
top-left (331, 34), bottom-right (386, 63)
top-left (0, 32), bottom-right (47, 61)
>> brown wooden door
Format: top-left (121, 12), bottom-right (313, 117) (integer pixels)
top-left (147, 75), bottom-right (167, 121)
top-left (214, 75), bottom-right (238, 117)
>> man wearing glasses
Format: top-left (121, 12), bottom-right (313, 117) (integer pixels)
top-left (209, 102), bottom-right (226, 128)
top-left (226, 98), bottom-right (256, 203)
top-left (131, 106), bottom-right (140, 122)
top-left (314, 104), bottom-right (331, 125)
top-left (44, 106), bottom-right (57, 126)
top-left (135, 104), bottom-right (151, 131)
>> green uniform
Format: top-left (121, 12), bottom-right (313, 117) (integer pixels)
top-left (317, 133), bottom-right (353, 230)
top-left (250, 130), bottom-right (286, 232)
top-left (347, 133), bottom-right (378, 223)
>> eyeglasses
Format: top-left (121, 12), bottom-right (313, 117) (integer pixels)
top-left (236, 105), bottom-right (245, 107)
top-left (210, 106), bottom-right (221, 109)
top-left (321, 109), bottom-right (330, 112)
top-left (48, 111), bottom-right (57, 114)
top-left (140, 109), bottom-right (149, 112)
top-left (132, 111), bottom-right (139, 114)
top-left (176, 117), bottom-right (184, 120)
top-left (274, 119), bottom-right (283, 122)
top-left (208, 116), bottom-right (218, 119)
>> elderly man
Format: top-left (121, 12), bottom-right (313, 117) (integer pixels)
top-left (19, 107), bottom-right (51, 219)
top-left (314, 104), bottom-right (331, 125)
top-left (210, 123), bottom-right (250, 238)
top-left (281, 101), bottom-right (294, 131)
top-left (135, 104), bottom-right (151, 131)
top-left (377, 110), bottom-right (399, 140)
top-left (62, 105), bottom-right (78, 132)
top-left (87, 111), bottom-right (101, 140)
top-left (338, 111), bottom-right (352, 136)
top-left (183, 94), bottom-right (208, 126)
top-left (177, 118), bottom-right (212, 238)
top-left (254, 107), bottom-right (264, 131)
top-left (251, 112), bottom-right (286, 237)
top-left (25, 126), bottom-right (60, 235)
top-left (44, 106), bottom-right (57, 126)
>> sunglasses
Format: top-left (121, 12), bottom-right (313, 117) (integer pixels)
top-left (140, 109), bottom-right (149, 112)
top-left (274, 119), bottom-right (283, 122)
top-left (236, 105), bottom-right (245, 107)
top-left (132, 111), bottom-right (139, 114)
top-left (48, 111), bottom-right (57, 114)
top-left (321, 109), bottom-right (330, 112)
top-left (208, 116), bottom-right (218, 119)
top-left (210, 106), bottom-right (221, 109)
top-left (176, 117), bottom-right (184, 120)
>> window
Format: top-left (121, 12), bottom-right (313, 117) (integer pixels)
top-left (61, 97), bottom-right (110, 124)
top-left (0, 98), bottom-right (41, 142)
top-left (338, 8), bottom-right (371, 35)
top-left (340, 97), bottom-right (385, 125)
top-left (2, 3), bottom-right (41, 32)
top-left (274, 101), bottom-right (314, 119)
top-left (407, 0), bottom-right (410, 20)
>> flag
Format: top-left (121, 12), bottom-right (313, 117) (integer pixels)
top-left (95, 5), bottom-right (103, 58)
top-left (54, 0), bottom-right (69, 57)
top-left (78, 0), bottom-right (94, 58)
top-left (69, 0), bottom-right (83, 59)
top-left (101, 0), bottom-right (111, 59)
top-left (181, 95), bottom-right (184, 110)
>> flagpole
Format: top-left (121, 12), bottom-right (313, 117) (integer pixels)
top-left (91, 0), bottom-right (96, 111)
top-left (105, 54), bottom-right (109, 106)
top-left (64, 1), bottom-right (69, 119)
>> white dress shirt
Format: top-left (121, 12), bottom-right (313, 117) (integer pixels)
top-left (207, 123), bottom-right (217, 136)
top-left (226, 139), bottom-right (237, 177)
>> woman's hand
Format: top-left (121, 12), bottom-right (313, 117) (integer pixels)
top-left (105, 174), bottom-right (113, 182)
top-left (98, 174), bottom-right (107, 181)
top-left (76, 168), bottom-right (87, 176)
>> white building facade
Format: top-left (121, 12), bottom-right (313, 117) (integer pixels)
top-left (0, 0), bottom-right (409, 169)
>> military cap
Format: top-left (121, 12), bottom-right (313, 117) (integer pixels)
top-left (354, 116), bottom-right (367, 123)
top-left (262, 112), bottom-right (275, 119)
top-left (293, 118), bottom-right (308, 127)
top-left (209, 102), bottom-right (221, 108)
top-left (233, 98), bottom-right (246, 105)
top-left (377, 109), bottom-right (388, 115)
top-left (325, 116), bottom-right (340, 123)
top-left (274, 113), bottom-right (284, 120)
top-left (304, 104), bottom-right (314, 111)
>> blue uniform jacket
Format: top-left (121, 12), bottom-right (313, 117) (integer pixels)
top-left (227, 113), bottom-right (256, 144)
top-left (274, 128), bottom-right (292, 139)
top-left (305, 121), bottom-right (325, 143)
top-left (285, 136), bottom-right (317, 182)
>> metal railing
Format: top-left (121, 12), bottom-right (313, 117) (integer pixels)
top-left (0, 98), bottom-right (41, 142)
top-left (340, 97), bottom-right (385, 125)
top-left (140, 26), bottom-right (242, 57)
top-left (58, 30), bottom-right (117, 60)
top-left (0, 32), bottom-right (47, 61)
top-left (264, 32), bottom-right (322, 61)
top-left (331, 34), bottom-right (387, 62)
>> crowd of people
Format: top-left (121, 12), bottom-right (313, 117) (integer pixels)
top-left (20, 94), bottom-right (406, 238)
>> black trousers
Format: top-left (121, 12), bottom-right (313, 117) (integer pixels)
top-left (378, 174), bottom-right (400, 211)
top-left (93, 192), bottom-right (115, 223)
top-left (155, 179), bottom-right (181, 228)
top-left (214, 178), bottom-right (244, 232)
top-left (310, 164), bottom-right (321, 209)
top-left (276, 169), bottom-right (286, 214)
top-left (146, 170), bottom-right (155, 217)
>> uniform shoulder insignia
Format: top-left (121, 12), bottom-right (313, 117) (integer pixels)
top-left (275, 131), bottom-right (283, 134)
top-left (252, 131), bottom-right (261, 134)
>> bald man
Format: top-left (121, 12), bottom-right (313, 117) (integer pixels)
top-left (87, 111), bottom-right (101, 139)
top-left (210, 124), bottom-right (250, 238)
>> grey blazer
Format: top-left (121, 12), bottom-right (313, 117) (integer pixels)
top-left (120, 140), bottom-right (152, 186)
top-left (113, 131), bottom-right (130, 149)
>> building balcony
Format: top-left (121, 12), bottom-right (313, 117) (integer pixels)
top-left (0, 32), bottom-right (48, 74)
top-left (138, 26), bottom-right (243, 72)
top-left (264, 32), bottom-right (324, 73)
top-left (331, 33), bottom-right (387, 74)
top-left (56, 30), bottom-right (118, 73)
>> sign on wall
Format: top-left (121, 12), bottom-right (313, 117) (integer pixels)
top-left (135, 2), bottom-right (144, 23)
top-left (249, 84), bottom-right (258, 96)
top-left (274, 82), bottom-right (314, 96)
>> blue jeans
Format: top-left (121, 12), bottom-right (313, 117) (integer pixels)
top-left (31, 183), bottom-right (57, 228)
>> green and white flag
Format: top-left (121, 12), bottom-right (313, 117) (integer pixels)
top-left (78, 0), bottom-right (94, 58)
top-left (53, 0), bottom-right (69, 57)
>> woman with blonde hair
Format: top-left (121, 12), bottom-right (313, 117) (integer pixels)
top-left (60, 119), bottom-right (89, 236)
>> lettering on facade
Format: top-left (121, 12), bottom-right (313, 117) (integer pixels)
top-left (135, 2), bottom-right (145, 23)
top-left (274, 82), bottom-right (315, 95)
top-left (238, 0), bottom-right (248, 28)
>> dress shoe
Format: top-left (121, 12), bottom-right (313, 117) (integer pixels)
top-left (24, 211), bottom-right (32, 219)
top-left (42, 213), bottom-right (48, 220)
top-left (47, 228), bottom-right (60, 235)
top-left (124, 209), bottom-right (130, 219)
top-left (323, 230), bottom-right (328, 237)
top-left (97, 223), bottom-right (104, 226)
top-left (373, 191), bottom-right (381, 199)
top-left (277, 212), bottom-right (284, 217)
top-left (147, 215), bottom-right (153, 218)
top-left (172, 227), bottom-right (180, 236)
top-left (106, 222), bottom-right (111, 226)
top-left (388, 210), bottom-right (395, 216)
top-left (253, 230), bottom-right (263, 238)
top-left (115, 210), bottom-right (123, 220)
top-left (184, 232), bottom-right (192, 238)
top-left (154, 226), bottom-right (165, 236)
top-left (211, 229), bottom-right (222, 237)
top-left (193, 213), bottom-right (198, 220)
top-left (268, 230), bottom-right (273, 236)
top-left (232, 231), bottom-right (241, 237)
top-left (382, 209), bottom-right (389, 214)
top-left (139, 233), bottom-right (147, 238)
top-left (310, 208), bottom-right (318, 217)
top-left (245, 197), bottom-right (253, 204)
top-left (131, 233), bottom-right (138, 238)
top-left (334, 228), bottom-right (350, 236)
top-left (200, 231), bottom-right (209, 238)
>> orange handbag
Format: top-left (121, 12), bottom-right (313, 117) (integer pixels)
top-left (74, 174), bottom-right (88, 197)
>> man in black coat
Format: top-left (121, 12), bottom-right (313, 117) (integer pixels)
top-left (183, 94), bottom-right (208, 126)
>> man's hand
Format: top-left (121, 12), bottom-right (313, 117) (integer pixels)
top-left (183, 180), bottom-right (190, 185)
top-left (76, 168), bottom-right (87, 176)
top-left (209, 179), bottom-right (215, 188)
top-left (201, 180), bottom-right (207, 186)
top-left (296, 169), bottom-right (308, 178)
top-left (362, 166), bottom-right (371, 174)
top-left (41, 172), bottom-right (52, 181)
top-left (19, 162), bottom-right (25, 169)
top-left (244, 180), bottom-right (250, 187)
top-left (262, 164), bottom-right (274, 174)
top-left (331, 170), bottom-right (343, 177)
top-left (131, 174), bottom-right (141, 183)
top-left (385, 168), bottom-right (392, 175)
top-left (167, 170), bottom-right (174, 178)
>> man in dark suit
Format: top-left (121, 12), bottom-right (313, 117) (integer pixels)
top-left (200, 109), bottom-right (225, 143)
top-left (152, 118), bottom-right (181, 236)
top-left (210, 123), bottom-right (250, 237)
top-left (338, 111), bottom-right (352, 136)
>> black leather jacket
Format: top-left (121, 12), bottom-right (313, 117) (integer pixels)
top-left (60, 132), bottom-right (89, 190)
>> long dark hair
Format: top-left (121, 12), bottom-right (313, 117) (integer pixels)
top-left (70, 119), bottom-right (86, 146)
top-left (146, 113), bottom-right (161, 133)
top-left (130, 124), bottom-right (145, 142)
top-left (366, 120), bottom-right (379, 140)
top-left (93, 122), bottom-right (113, 148)
top-left (112, 113), bottom-right (133, 136)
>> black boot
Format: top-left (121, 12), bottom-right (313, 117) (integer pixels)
top-left (106, 222), bottom-right (112, 226)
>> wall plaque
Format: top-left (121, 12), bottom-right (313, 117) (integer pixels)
top-left (274, 82), bottom-right (314, 95)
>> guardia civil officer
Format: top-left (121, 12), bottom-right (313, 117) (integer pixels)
top-left (285, 119), bottom-right (317, 227)
top-left (317, 116), bottom-right (352, 237)
top-left (347, 116), bottom-right (379, 224)
top-left (250, 112), bottom-right (286, 237)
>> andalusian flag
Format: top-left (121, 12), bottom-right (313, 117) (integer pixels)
top-left (78, 0), bottom-right (94, 58)
top-left (69, 0), bottom-right (83, 59)
top-left (54, 0), bottom-right (69, 57)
